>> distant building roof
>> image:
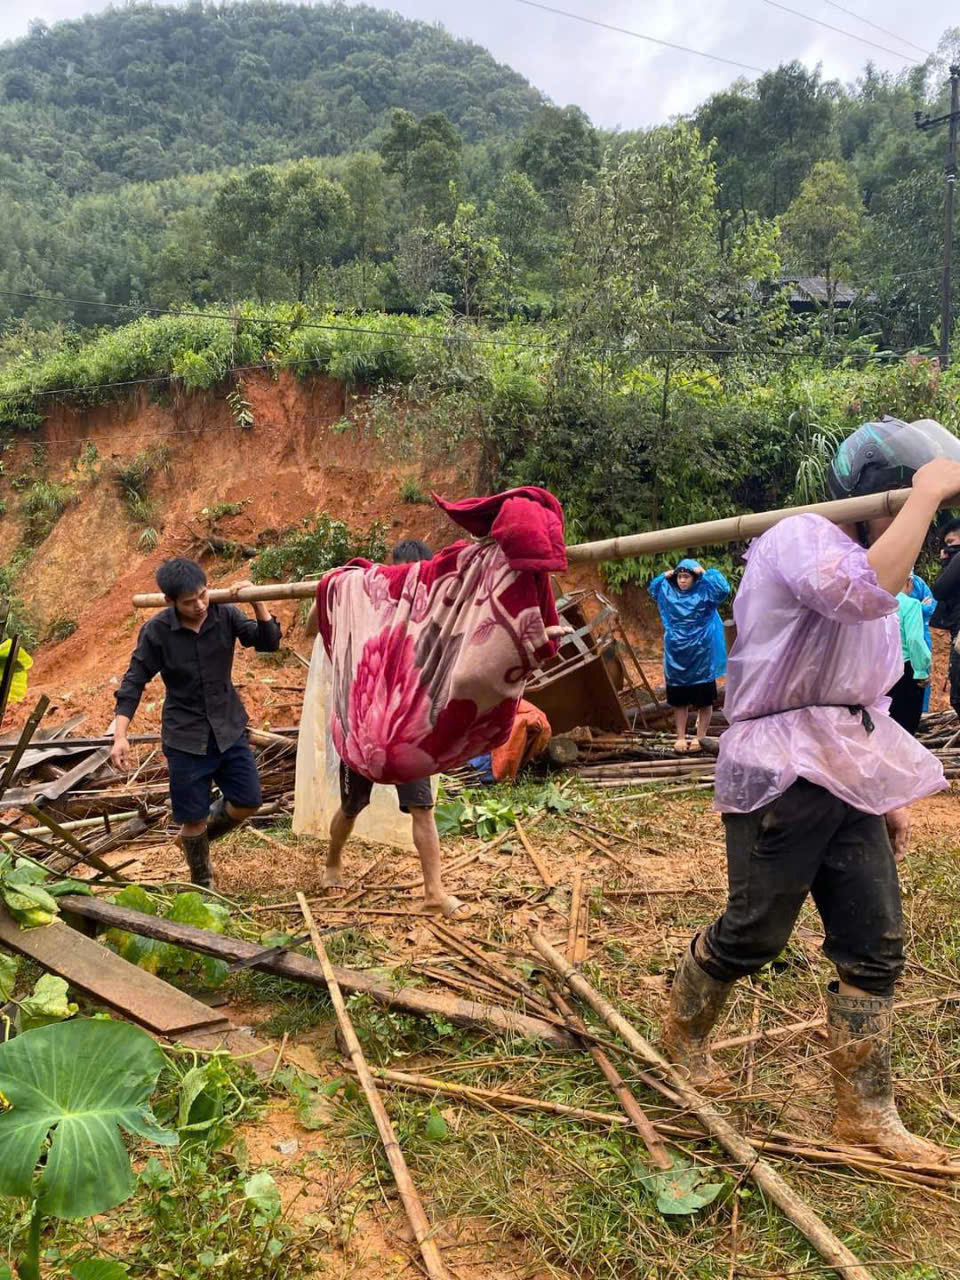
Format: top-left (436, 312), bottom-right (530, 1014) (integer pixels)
top-left (777, 275), bottom-right (861, 306)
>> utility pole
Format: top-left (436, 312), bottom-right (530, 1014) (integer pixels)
top-left (916, 65), bottom-right (960, 368)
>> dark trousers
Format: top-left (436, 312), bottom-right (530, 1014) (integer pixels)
top-left (950, 645), bottom-right (960, 720)
top-left (887, 661), bottom-right (924, 736)
top-left (701, 779), bottom-right (904, 998)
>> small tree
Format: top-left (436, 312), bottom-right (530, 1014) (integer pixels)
top-left (273, 162), bottom-right (350, 301)
top-left (780, 160), bottom-right (863, 339)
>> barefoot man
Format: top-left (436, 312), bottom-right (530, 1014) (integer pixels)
top-left (112, 557), bottom-right (282, 888)
top-left (306, 539), bottom-right (471, 920)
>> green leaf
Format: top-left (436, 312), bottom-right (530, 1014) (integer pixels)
top-left (0, 1018), bottom-right (176, 1219)
top-left (651, 1164), bottom-right (726, 1216)
top-left (17, 975), bottom-right (77, 1032)
top-left (70, 1260), bottom-right (129, 1280)
top-left (177, 1061), bottom-right (226, 1133)
top-left (111, 885), bottom-right (158, 916)
top-left (424, 1107), bottom-right (448, 1142)
top-left (1, 880), bottom-right (58, 930)
top-left (139, 1155), bottom-right (172, 1190)
top-left (0, 953), bottom-right (19, 1002)
top-left (434, 801), bottom-right (465, 837)
top-left (0, 1263), bottom-right (11, 1280)
top-left (243, 1171), bottom-right (281, 1221)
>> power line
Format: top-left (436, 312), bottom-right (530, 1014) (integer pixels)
top-left (761, 0), bottom-right (920, 63)
top-left (511, 0), bottom-right (765, 74)
top-left (821, 0), bottom-right (932, 59)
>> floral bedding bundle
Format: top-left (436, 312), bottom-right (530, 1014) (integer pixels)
top-left (315, 486), bottom-right (567, 784)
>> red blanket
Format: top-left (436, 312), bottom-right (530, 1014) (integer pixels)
top-left (317, 487), bottom-right (565, 784)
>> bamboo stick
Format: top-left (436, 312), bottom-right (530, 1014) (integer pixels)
top-left (530, 932), bottom-right (875, 1280)
top-left (296, 893), bottom-right (452, 1280)
top-left (565, 487), bottom-right (914, 563)
top-left (567, 869), bottom-right (583, 964)
top-left (543, 979), bottom-right (673, 1170)
top-left (514, 817), bottom-right (554, 887)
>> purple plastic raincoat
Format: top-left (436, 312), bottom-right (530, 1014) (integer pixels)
top-left (716, 514), bottom-right (945, 815)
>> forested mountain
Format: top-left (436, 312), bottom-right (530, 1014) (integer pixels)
top-left (2, 2), bottom-right (960, 356)
top-left (0, 1), bottom-right (542, 194)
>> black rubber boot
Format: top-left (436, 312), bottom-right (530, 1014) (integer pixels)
top-left (826, 984), bottom-right (952, 1164)
top-left (181, 832), bottom-right (214, 889)
top-left (662, 935), bottom-right (736, 1092)
top-left (206, 795), bottom-right (244, 843)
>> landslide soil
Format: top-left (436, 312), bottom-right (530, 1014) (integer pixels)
top-left (0, 372), bottom-right (662, 738)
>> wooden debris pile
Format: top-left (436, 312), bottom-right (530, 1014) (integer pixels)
top-left (0, 695), bottom-right (299, 880)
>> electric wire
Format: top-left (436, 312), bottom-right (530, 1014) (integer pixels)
top-left (821, 0), bottom-right (932, 58)
top-left (510, 0), bottom-right (765, 73)
top-left (761, 0), bottom-right (920, 63)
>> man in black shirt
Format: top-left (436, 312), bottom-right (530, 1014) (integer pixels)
top-left (111, 558), bottom-right (282, 887)
top-left (930, 517), bottom-right (960, 719)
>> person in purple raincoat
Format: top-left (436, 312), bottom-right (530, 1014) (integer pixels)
top-left (663, 417), bottom-right (960, 1165)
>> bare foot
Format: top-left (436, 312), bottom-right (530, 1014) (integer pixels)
top-left (686, 741), bottom-right (702, 754)
top-left (424, 892), bottom-right (474, 921)
top-left (673, 738), bottom-right (688, 753)
top-left (322, 865), bottom-right (348, 896)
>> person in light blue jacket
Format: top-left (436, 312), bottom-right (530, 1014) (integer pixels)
top-left (648, 558), bottom-right (731, 752)
top-left (907, 571), bottom-right (935, 713)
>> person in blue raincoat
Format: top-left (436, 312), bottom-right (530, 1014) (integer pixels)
top-left (648, 558), bottom-right (730, 753)
top-left (907, 570), bottom-right (935, 713)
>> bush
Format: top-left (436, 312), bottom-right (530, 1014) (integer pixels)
top-left (21, 480), bottom-right (75, 544)
top-left (113, 445), bottom-right (171, 526)
top-left (46, 616), bottom-right (78, 643)
top-left (251, 513), bottom-right (387, 583)
top-left (399, 476), bottom-right (429, 504)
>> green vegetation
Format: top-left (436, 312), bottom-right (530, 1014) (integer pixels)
top-left (20, 480), bottom-right (74, 545)
top-left (44, 616), bottom-right (77, 644)
top-left (252, 511), bottom-right (388, 583)
top-left (111, 445), bottom-right (171, 529)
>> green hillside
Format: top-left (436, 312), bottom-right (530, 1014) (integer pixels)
top-left (0, 0), bottom-right (542, 193)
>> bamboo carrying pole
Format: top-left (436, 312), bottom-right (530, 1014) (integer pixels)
top-left (131, 486), bottom-right (923, 608)
top-left (530, 933), bottom-right (875, 1280)
top-left (296, 893), bottom-right (453, 1280)
top-left (565, 487), bottom-right (913, 563)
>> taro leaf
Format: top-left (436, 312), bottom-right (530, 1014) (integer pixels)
top-left (0, 952), bottom-right (19, 1001)
top-left (0, 1264), bottom-right (10, 1280)
top-left (70, 1261), bottom-right (129, 1280)
top-left (17, 975), bottom-right (77, 1033)
top-left (244, 1171), bottom-right (281, 1221)
top-left (0, 1019), bottom-right (175, 1219)
top-left (651, 1163), bottom-right (726, 1216)
top-left (424, 1107), bottom-right (448, 1142)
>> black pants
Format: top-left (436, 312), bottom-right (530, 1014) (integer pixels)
top-left (701, 779), bottom-right (904, 998)
top-left (887, 661), bottom-right (924, 736)
top-left (950, 644), bottom-right (960, 720)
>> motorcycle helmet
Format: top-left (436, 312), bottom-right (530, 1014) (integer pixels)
top-left (826, 417), bottom-right (960, 500)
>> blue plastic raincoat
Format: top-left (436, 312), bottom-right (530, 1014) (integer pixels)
top-left (908, 574), bottom-right (935, 711)
top-left (648, 559), bottom-right (731, 688)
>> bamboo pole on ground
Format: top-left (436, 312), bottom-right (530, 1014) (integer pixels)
top-left (530, 932), bottom-right (875, 1280)
top-left (542, 979), bottom-right (673, 1170)
top-left (296, 893), bottom-right (452, 1280)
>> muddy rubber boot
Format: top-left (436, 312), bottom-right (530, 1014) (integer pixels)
top-left (826, 984), bottom-right (954, 1164)
top-left (181, 832), bottom-right (215, 889)
top-left (206, 795), bottom-right (244, 843)
top-left (661, 936), bottom-right (736, 1093)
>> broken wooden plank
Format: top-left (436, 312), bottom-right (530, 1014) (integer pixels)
top-left (58, 895), bottom-right (576, 1049)
top-left (0, 696), bottom-right (49, 797)
top-left (0, 905), bottom-right (231, 1037)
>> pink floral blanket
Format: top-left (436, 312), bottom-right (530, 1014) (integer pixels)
top-left (317, 488), bottom-right (565, 784)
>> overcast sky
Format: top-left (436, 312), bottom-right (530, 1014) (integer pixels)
top-left (0, 0), bottom-right (954, 126)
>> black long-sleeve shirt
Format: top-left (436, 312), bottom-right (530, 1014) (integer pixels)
top-left (115, 603), bottom-right (282, 754)
top-left (931, 552), bottom-right (960, 638)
